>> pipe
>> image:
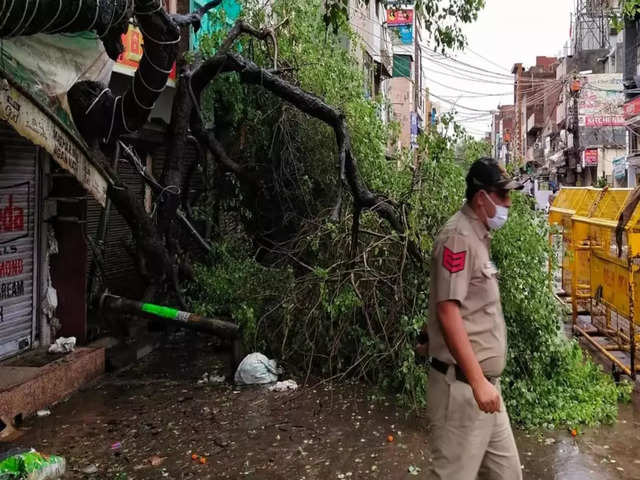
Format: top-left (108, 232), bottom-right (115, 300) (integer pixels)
top-left (88, 142), bottom-right (120, 301)
top-left (574, 325), bottom-right (632, 377)
top-left (100, 293), bottom-right (240, 339)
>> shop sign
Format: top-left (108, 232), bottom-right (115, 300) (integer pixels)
top-left (624, 96), bottom-right (640, 120)
top-left (387, 9), bottom-right (413, 26)
top-left (583, 148), bottom-right (599, 166)
top-left (613, 156), bottom-right (628, 180)
top-left (116, 25), bottom-right (177, 81)
top-left (0, 82), bottom-right (108, 206)
top-left (578, 74), bottom-right (625, 126)
top-left (0, 185), bottom-right (27, 245)
top-left (0, 183), bottom-right (29, 326)
top-left (410, 112), bottom-right (418, 149)
top-left (392, 25), bottom-right (413, 44)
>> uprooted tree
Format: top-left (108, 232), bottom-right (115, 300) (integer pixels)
top-left (0, 0), bottom-right (481, 302)
top-left (2, 0), bottom-right (631, 428)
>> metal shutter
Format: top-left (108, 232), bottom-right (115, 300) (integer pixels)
top-left (87, 157), bottom-right (146, 298)
top-left (0, 121), bottom-right (37, 359)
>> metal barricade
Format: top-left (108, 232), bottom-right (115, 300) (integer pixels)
top-left (548, 187), bottom-right (598, 296)
top-left (550, 186), bottom-right (640, 377)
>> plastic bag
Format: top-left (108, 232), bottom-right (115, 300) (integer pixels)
top-left (0, 450), bottom-right (66, 480)
top-left (234, 353), bottom-right (281, 385)
top-left (48, 337), bottom-right (75, 354)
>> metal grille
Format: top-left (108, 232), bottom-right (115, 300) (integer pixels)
top-left (86, 138), bottom-right (201, 297)
top-left (0, 121), bottom-right (37, 360)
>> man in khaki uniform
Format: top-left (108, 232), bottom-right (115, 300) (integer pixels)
top-left (425, 158), bottom-right (523, 479)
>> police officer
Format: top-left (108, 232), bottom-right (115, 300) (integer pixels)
top-left (425, 158), bottom-right (523, 480)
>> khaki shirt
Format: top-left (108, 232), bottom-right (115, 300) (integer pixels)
top-left (428, 204), bottom-right (507, 377)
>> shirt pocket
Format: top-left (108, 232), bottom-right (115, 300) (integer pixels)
top-left (480, 263), bottom-right (500, 304)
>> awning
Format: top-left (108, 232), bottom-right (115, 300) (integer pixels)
top-left (0, 37), bottom-right (112, 206)
top-left (548, 149), bottom-right (566, 167)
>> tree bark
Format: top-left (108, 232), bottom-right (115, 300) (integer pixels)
top-left (191, 52), bottom-right (421, 261)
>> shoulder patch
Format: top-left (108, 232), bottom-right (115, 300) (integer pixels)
top-left (443, 247), bottom-right (467, 274)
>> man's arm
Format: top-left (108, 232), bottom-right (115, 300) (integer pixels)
top-left (437, 300), bottom-right (500, 414)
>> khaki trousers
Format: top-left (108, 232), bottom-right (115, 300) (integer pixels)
top-left (426, 368), bottom-right (522, 480)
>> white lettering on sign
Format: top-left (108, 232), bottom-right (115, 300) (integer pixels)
top-left (0, 83), bottom-right (108, 206)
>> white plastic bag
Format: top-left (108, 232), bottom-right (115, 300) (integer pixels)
top-left (268, 380), bottom-right (298, 392)
top-left (234, 353), bottom-right (281, 385)
top-left (48, 337), bottom-right (76, 354)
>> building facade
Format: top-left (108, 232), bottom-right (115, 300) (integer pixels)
top-left (0, 0), bottom-right (203, 360)
top-left (385, 4), bottom-right (427, 151)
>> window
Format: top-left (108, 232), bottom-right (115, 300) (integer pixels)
top-left (393, 55), bottom-right (411, 78)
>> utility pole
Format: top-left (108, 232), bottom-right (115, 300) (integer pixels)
top-left (569, 74), bottom-right (581, 186)
top-left (512, 63), bottom-right (523, 168)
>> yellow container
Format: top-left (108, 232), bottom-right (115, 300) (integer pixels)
top-left (549, 187), bottom-right (599, 295)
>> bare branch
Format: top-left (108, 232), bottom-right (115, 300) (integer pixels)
top-left (171, 0), bottom-right (223, 31)
top-left (191, 51), bottom-right (423, 263)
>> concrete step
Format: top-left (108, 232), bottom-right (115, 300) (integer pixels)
top-left (0, 347), bottom-right (104, 437)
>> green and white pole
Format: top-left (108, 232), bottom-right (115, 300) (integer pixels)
top-left (100, 293), bottom-right (240, 339)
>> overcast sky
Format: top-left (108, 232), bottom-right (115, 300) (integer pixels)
top-left (428, 0), bottom-right (573, 137)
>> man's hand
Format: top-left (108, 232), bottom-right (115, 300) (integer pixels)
top-left (471, 378), bottom-right (501, 413)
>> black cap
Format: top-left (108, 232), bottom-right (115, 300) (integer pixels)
top-left (466, 158), bottom-right (524, 193)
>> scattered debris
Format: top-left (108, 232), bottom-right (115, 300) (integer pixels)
top-left (111, 442), bottom-right (122, 451)
top-left (48, 337), bottom-right (76, 354)
top-left (36, 409), bottom-right (51, 417)
top-left (234, 353), bottom-right (282, 385)
top-left (268, 380), bottom-right (298, 392)
top-left (0, 449), bottom-right (66, 480)
top-left (387, 435), bottom-right (394, 443)
top-left (197, 373), bottom-right (226, 385)
top-left (544, 438), bottom-right (556, 446)
top-left (80, 464), bottom-right (98, 474)
top-left (408, 465), bottom-right (422, 475)
top-left (149, 455), bottom-right (166, 466)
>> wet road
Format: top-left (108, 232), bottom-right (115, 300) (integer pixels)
top-left (7, 333), bottom-right (640, 479)
top-left (516, 395), bottom-right (640, 480)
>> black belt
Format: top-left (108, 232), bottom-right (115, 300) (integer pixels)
top-left (430, 357), bottom-right (499, 385)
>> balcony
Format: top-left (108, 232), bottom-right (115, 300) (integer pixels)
top-left (526, 145), bottom-right (545, 165)
top-left (527, 112), bottom-right (544, 134)
top-left (380, 47), bottom-right (393, 78)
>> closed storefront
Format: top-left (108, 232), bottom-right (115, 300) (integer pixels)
top-left (0, 121), bottom-right (39, 359)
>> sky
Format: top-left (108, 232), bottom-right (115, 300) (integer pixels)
top-left (428, 0), bottom-right (574, 137)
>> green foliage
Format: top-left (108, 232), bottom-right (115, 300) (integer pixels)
top-left (186, 0), bottom-right (630, 428)
top-left (323, 0), bottom-right (485, 50)
top-left (493, 194), bottom-right (631, 428)
top-left (187, 243), bottom-right (293, 350)
top-left (611, 0), bottom-right (640, 32)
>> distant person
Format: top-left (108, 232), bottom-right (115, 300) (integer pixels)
top-left (424, 158), bottom-right (523, 479)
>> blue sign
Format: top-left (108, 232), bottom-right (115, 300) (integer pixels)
top-left (613, 156), bottom-right (628, 180)
top-left (397, 25), bottom-right (413, 44)
top-left (410, 112), bottom-right (418, 148)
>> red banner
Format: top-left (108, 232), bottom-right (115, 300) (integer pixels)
top-left (624, 96), bottom-right (640, 120)
top-left (387, 9), bottom-right (413, 26)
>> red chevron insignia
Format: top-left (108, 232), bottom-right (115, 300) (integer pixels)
top-left (443, 247), bottom-right (466, 273)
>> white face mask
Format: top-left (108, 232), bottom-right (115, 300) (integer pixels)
top-left (483, 191), bottom-right (509, 231)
